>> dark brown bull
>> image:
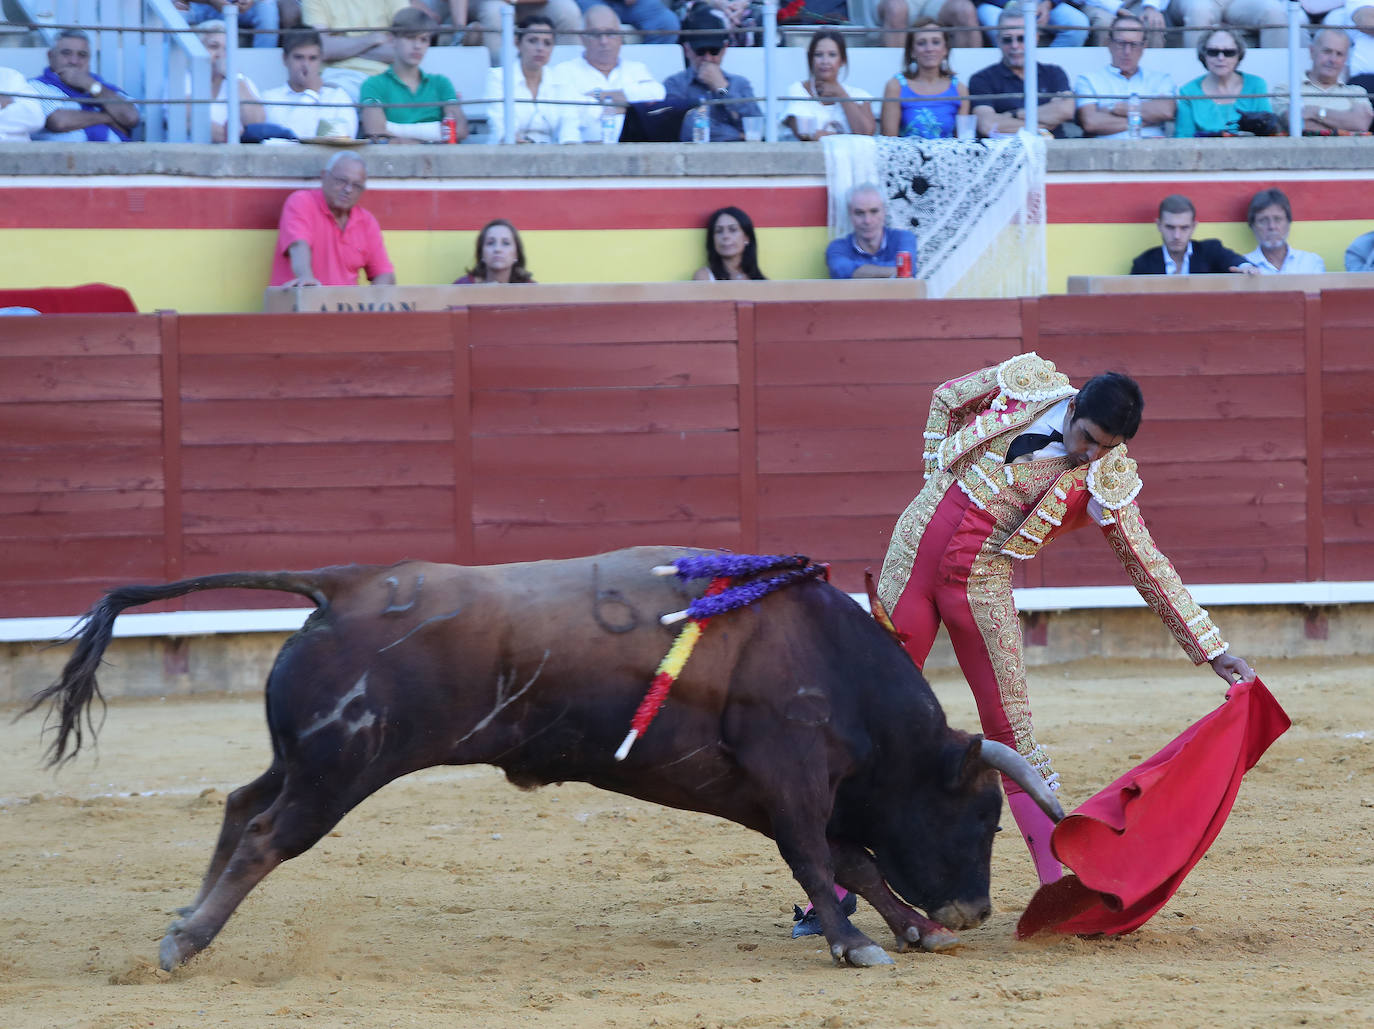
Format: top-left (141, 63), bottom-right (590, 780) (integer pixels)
top-left (28, 546), bottom-right (1061, 969)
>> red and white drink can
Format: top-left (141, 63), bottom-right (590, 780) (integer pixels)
top-left (441, 117), bottom-right (458, 143)
top-left (895, 251), bottom-right (913, 278)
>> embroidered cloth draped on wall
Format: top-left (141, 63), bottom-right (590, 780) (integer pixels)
top-left (822, 131), bottom-right (1047, 299)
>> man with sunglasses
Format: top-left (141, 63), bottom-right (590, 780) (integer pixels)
top-left (969, 10), bottom-right (1077, 138)
top-left (1074, 13), bottom-right (1176, 138)
top-left (662, 3), bottom-right (761, 142)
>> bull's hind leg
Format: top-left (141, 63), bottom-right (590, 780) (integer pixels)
top-left (178, 762), bottom-right (285, 917)
top-left (158, 776), bottom-right (352, 970)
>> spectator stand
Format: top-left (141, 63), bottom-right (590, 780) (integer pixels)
top-left (8, 0), bottom-right (213, 141)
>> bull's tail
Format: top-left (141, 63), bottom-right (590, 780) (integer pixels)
top-left (24, 569), bottom-right (348, 768)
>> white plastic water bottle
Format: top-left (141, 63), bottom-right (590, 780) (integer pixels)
top-left (692, 103), bottom-right (711, 144)
top-left (600, 105), bottom-right (618, 145)
top-left (1126, 91), bottom-right (1142, 139)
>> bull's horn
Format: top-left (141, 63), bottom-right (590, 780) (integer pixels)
top-left (979, 740), bottom-right (1065, 823)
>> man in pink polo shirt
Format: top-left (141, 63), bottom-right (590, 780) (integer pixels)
top-left (270, 151), bottom-right (396, 286)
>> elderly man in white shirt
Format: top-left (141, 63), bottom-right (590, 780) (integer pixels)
top-left (1243, 187), bottom-right (1327, 275)
top-left (546, 3), bottom-right (665, 143)
top-left (1075, 14), bottom-right (1176, 138)
top-left (0, 67), bottom-right (45, 141)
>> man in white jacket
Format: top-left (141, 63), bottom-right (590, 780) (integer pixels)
top-left (547, 3), bottom-right (665, 143)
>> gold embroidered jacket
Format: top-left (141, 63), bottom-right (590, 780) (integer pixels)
top-left (918, 353), bottom-right (1228, 665)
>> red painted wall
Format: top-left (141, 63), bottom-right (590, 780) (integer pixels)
top-left (2, 294), bottom-right (1364, 619)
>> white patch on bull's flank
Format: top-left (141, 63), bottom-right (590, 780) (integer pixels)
top-left (378, 605), bottom-right (463, 653)
top-left (300, 674), bottom-right (377, 739)
top-left (455, 650), bottom-right (550, 745)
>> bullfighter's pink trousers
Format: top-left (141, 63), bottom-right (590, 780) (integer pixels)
top-left (887, 486), bottom-right (1064, 885)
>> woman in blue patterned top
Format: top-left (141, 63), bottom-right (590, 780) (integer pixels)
top-left (880, 19), bottom-right (968, 139)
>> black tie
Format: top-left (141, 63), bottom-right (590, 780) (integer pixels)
top-left (1005, 430), bottom-right (1063, 463)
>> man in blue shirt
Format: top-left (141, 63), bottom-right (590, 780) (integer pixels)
top-left (662, 3), bottom-right (761, 142)
top-left (825, 184), bottom-right (918, 279)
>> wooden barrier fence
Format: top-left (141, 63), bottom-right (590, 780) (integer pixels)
top-left (2, 291), bottom-right (1369, 619)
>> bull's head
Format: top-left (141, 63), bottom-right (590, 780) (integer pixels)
top-left (867, 736), bottom-right (1063, 931)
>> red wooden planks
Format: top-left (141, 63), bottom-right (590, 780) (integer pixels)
top-left (180, 352), bottom-right (454, 400)
top-left (470, 342), bottom-right (740, 390)
top-left (180, 396), bottom-right (455, 445)
top-left (177, 313), bottom-right (453, 354)
top-left (473, 475), bottom-right (738, 525)
top-left (471, 386), bottom-right (738, 436)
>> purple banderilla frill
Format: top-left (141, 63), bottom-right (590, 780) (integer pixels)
top-left (669, 554), bottom-right (826, 620)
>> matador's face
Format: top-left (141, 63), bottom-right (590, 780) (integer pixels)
top-left (1062, 402), bottom-right (1125, 467)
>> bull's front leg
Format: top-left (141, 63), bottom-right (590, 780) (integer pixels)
top-left (829, 840), bottom-right (959, 953)
top-left (781, 847), bottom-right (893, 967)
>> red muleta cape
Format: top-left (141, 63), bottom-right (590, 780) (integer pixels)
top-left (1017, 677), bottom-right (1290, 938)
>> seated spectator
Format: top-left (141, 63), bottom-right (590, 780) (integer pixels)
top-left (574, 0), bottom-right (678, 44)
top-left (976, 0), bottom-right (1088, 48)
top-left (261, 29), bottom-right (359, 140)
top-left (1272, 27), bottom-right (1373, 135)
top-left (1130, 194), bottom-right (1256, 275)
top-left (454, 219), bottom-right (536, 283)
top-left (1243, 188), bottom-right (1326, 275)
top-left (360, 8), bottom-right (467, 142)
top-left (0, 67), bottom-right (45, 142)
top-left (547, 4), bottom-right (666, 143)
top-left (1170, 0), bottom-right (1286, 49)
top-left (969, 10), bottom-right (1076, 138)
top-left (825, 183), bottom-right (917, 280)
top-left (476, 0), bottom-right (584, 61)
top-left (692, 206), bottom-right (767, 280)
top-left (1345, 229), bottom-right (1374, 271)
top-left (304, 0), bottom-right (423, 99)
top-left (193, 20), bottom-right (267, 143)
top-left (663, 4), bottom-right (763, 142)
top-left (1075, 15), bottom-right (1175, 138)
top-left (1083, 1), bottom-right (1165, 49)
top-left (1350, 0), bottom-right (1374, 94)
top-left (1174, 29), bottom-right (1270, 137)
top-left (175, 0), bottom-right (280, 49)
top-left (271, 151), bottom-right (395, 286)
top-left (781, 29), bottom-right (875, 141)
top-left (27, 30), bottom-right (140, 142)
top-left (849, 0), bottom-right (980, 50)
top-left (487, 15), bottom-right (580, 143)
top-left (880, 19), bottom-right (968, 139)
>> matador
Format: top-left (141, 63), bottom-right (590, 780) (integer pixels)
top-left (876, 352), bottom-right (1255, 888)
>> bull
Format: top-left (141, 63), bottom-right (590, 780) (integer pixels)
top-left (27, 546), bottom-right (1061, 970)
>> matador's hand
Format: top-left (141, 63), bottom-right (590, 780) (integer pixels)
top-left (1210, 652), bottom-right (1254, 686)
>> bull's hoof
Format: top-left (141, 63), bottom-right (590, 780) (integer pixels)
top-left (158, 928), bottom-right (197, 970)
top-left (843, 943), bottom-right (895, 967)
top-left (918, 926), bottom-right (960, 952)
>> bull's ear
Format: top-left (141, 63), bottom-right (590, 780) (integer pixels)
top-left (943, 734), bottom-right (985, 792)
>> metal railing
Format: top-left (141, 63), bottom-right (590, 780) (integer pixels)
top-left (2, 0), bottom-right (1361, 144)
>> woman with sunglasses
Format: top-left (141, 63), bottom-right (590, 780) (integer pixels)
top-left (881, 19), bottom-right (968, 139)
top-left (1174, 29), bottom-right (1272, 138)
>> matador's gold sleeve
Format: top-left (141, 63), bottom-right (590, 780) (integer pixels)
top-left (921, 365), bottom-right (1001, 479)
top-left (1101, 503), bottom-right (1229, 665)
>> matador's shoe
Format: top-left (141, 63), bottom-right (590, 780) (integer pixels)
top-left (790, 891), bottom-right (857, 938)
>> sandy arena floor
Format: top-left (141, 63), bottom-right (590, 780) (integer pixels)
top-left (1, 655), bottom-right (1370, 1028)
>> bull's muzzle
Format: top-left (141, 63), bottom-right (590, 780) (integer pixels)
top-left (929, 898), bottom-right (992, 931)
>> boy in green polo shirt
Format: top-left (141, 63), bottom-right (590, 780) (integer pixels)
top-left (359, 8), bottom-right (468, 143)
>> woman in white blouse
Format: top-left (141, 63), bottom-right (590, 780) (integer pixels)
top-left (486, 15), bottom-right (580, 144)
top-left (781, 29), bottom-right (875, 141)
